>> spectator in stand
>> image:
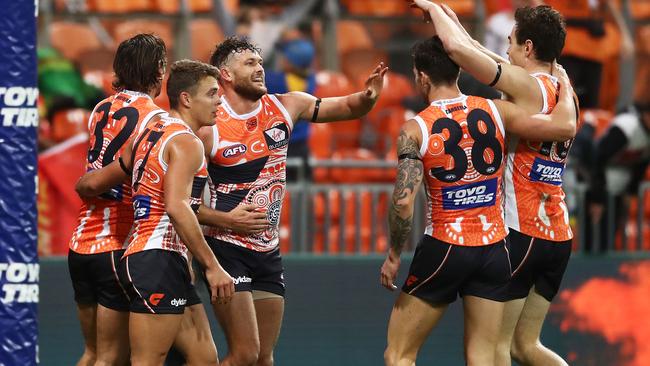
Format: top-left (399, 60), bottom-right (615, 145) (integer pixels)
top-left (265, 37), bottom-right (317, 181)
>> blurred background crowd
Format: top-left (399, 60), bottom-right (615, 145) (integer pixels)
top-left (36, 0), bottom-right (650, 257)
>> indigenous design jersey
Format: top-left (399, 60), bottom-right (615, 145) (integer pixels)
top-left (415, 94), bottom-right (507, 246)
top-left (69, 90), bottom-right (165, 254)
top-left (124, 115), bottom-right (208, 260)
top-left (504, 73), bottom-right (580, 241)
top-left (204, 94), bottom-right (293, 252)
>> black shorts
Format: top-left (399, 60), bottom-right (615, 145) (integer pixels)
top-left (495, 229), bottom-right (572, 302)
top-left (402, 235), bottom-right (511, 305)
top-left (68, 249), bottom-right (130, 312)
top-left (205, 237), bottom-right (285, 297)
top-left (118, 250), bottom-right (196, 314)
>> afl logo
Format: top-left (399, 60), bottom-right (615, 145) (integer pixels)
top-left (223, 144), bottom-right (247, 158)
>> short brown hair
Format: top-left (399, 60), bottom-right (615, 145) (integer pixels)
top-left (167, 59), bottom-right (219, 109)
top-left (112, 33), bottom-right (167, 92)
top-left (514, 6), bottom-right (566, 62)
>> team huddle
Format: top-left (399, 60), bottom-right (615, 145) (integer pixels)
top-left (67, 1), bottom-right (578, 366)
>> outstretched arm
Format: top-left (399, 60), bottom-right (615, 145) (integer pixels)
top-left (279, 63), bottom-right (388, 123)
top-left (380, 120), bottom-right (424, 291)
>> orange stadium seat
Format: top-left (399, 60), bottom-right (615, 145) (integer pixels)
top-left (340, 0), bottom-right (409, 16)
top-left (336, 20), bottom-right (374, 55)
top-left (634, 25), bottom-right (650, 103)
top-left (154, 0), bottom-right (215, 13)
top-left (309, 123), bottom-right (333, 182)
top-left (314, 70), bottom-right (354, 98)
top-left (113, 20), bottom-right (174, 51)
top-left (190, 19), bottom-right (224, 62)
top-left (630, 0), bottom-right (650, 20)
top-left (89, 0), bottom-right (153, 12)
top-left (49, 22), bottom-right (102, 62)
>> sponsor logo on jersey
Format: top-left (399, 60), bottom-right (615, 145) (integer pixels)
top-left (0, 262), bottom-right (39, 303)
top-left (0, 87), bottom-right (39, 128)
top-left (149, 293), bottom-right (165, 306)
top-left (442, 178), bottom-right (497, 210)
top-left (223, 144), bottom-right (247, 158)
top-left (233, 276), bottom-right (252, 285)
top-left (263, 123), bottom-right (289, 150)
top-left (133, 195), bottom-right (151, 220)
top-left (246, 117), bottom-right (258, 131)
top-left (171, 298), bottom-right (187, 307)
top-left (529, 157), bottom-right (563, 186)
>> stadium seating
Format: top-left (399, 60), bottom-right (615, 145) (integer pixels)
top-left (49, 22), bottom-right (103, 62)
top-left (189, 19), bottom-right (224, 62)
top-left (113, 20), bottom-right (175, 51)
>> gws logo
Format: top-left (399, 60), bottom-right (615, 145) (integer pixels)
top-left (0, 263), bottom-right (39, 304)
top-left (133, 195), bottom-right (151, 220)
top-left (233, 276), bottom-right (252, 285)
top-left (529, 158), bottom-right (564, 186)
top-left (171, 298), bottom-right (187, 307)
top-left (442, 178), bottom-right (497, 210)
top-left (149, 293), bottom-right (165, 306)
top-left (263, 123), bottom-right (289, 150)
top-left (223, 144), bottom-right (247, 158)
top-left (0, 87), bottom-right (39, 127)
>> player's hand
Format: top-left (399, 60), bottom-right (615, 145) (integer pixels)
top-left (407, 0), bottom-right (434, 23)
top-left (364, 62), bottom-right (389, 101)
top-left (380, 248), bottom-right (401, 291)
top-left (206, 265), bottom-right (235, 305)
top-left (228, 204), bottom-right (269, 235)
top-left (552, 61), bottom-right (574, 96)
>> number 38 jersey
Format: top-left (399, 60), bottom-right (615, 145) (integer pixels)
top-left (414, 95), bottom-right (507, 246)
top-left (69, 90), bottom-right (165, 255)
top-left (504, 73), bottom-right (580, 242)
top-left (124, 115), bottom-right (208, 261)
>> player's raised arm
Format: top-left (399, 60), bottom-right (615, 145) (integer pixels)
top-left (164, 134), bottom-right (234, 304)
top-left (279, 63), bottom-right (388, 123)
top-left (497, 65), bottom-right (578, 141)
top-left (75, 142), bottom-right (133, 198)
top-left (411, 1), bottom-right (538, 102)
top-left (381, 120), bottom-right (423, 291)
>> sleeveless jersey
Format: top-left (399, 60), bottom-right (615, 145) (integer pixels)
top-left (69, 90), bottom-right (165, 254)
top-left (204, 94), bottom-right (293, 252)
top-left (414, 94), bottom-right (507, 246)
top-left (504, 73), bottom-right (581, 241)
top-left (124, 115), bottom-right (208, 260)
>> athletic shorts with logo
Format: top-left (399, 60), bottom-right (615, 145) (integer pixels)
top-left (493, 228), bottom-right (571, 302)
top-left (205, 237), bottom-right (285, 296)
top-left (68, 249), bottom-right (130, 311)
top-left (118, 249), bottom-right (199, 314)
top-left (402, 235), bottom-right (511, 305)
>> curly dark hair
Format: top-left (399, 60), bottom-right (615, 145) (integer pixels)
top-left (167, 60), bottom-right (220, 109)
top-left (412, 36), bottom-right (460, 86)
top-left (514, 5), bottom-right (566, 62)
top-left (209, 36), bottom-right (261, 68)
top-left (112, 33), bottom-right (167, 92)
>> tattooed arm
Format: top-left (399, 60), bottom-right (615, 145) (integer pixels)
top-left (381, 120), bottom-right (424, 291)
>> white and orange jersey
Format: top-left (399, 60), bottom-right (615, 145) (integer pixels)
top-left (504, 73), bottom-right (581, 241)
top-left (415, 94), bottom-right (508, 246)
top-left (69, 90), bottom-right (165, 254)
top-left (124, 115), bottom-right (208, 260)
top-left (204, 94), bottom-right (293, 252)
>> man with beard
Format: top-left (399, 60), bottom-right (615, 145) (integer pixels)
top-left (197, 36), bottom-right (387, 366)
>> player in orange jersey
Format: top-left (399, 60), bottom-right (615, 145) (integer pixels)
top-left (196, 36), bottom-right (387, 366)
top-left (379, 36), bottom-right (577, 366)
top-left (67, 33), bottom-right (167, 366)
top-left (410, 2), bottom-right (579, 364)
top-left (77, 60), bottom-right (235, 365)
